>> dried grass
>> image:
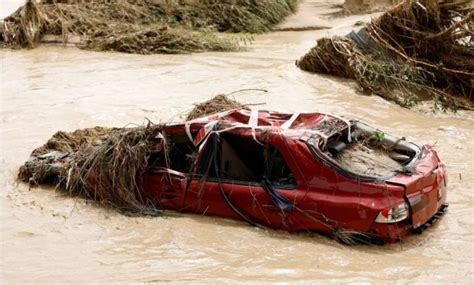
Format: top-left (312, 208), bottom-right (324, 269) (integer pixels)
top-left (18, 124), bottom-right (164, 215)
top-left (18, 93), bottom-right (246, 214)
top-left (31, 126), bottom-right (113, 156)
top-left (19, 127), bottom-right (113, 184)
top-left (1, 0), bottom-right (298, 53)
top-left (65, 124), bottom-right (164, 215)
top-left (186, 94), bottom-right (245, 120)
top-left (297, 0), bottom-right (474, 110)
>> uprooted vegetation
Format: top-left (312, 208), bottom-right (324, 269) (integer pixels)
top-left (0, 0), bottom-right (298, 54)
top-left (18, 94), bottom-right (244, 214)
top-left (297, 0), bottom-right (474, 111)
top-left (20, 124), bottom-right (164, 215)
top-left (186, 94), bottom-right (244, 120)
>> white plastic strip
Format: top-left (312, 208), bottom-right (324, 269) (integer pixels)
top-left (185, 108), bottom-right (240, 144)
top-left (249, 108), bottom-right (259, 127)
top-left (185, 122), bottom-right (193, 144)
top-left (193, 121), bottom-right (218, 146)
top-left (281, 113), bottom-right (300, 129)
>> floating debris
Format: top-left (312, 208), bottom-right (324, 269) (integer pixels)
top-left (297, 0), bottom-right (474, 111)
top-left (19, 124), bottom-right (163, 215)
top-left (186, 94), bottom-right (244, 121)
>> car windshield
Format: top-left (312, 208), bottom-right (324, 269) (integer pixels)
top-left (306, 122), bottom-right (421, 179)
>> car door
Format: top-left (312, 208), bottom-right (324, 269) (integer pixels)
top-left (182, 131), bottom-right (299, 230)
top-left (142, 167), bottom-right (187, 211)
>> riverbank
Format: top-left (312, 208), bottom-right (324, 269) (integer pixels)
top-left (1, 0), bottom-right (298, 54)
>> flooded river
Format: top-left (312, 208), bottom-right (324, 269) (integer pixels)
top-left (1, 0), bottom-right (473, 283)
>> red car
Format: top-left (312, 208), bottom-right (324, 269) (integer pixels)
top-left (141, 109), bottom-right (448, 243)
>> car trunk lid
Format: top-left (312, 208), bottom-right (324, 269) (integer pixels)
top-left (387, 145), bottom-right (447, 228)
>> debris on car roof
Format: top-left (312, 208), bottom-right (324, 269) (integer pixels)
top-left (186, 94), bottom-right (245, 121)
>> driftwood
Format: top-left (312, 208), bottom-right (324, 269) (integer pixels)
top-left (297, 0), bottom-right (474, 111)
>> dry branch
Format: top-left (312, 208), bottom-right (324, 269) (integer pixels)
top-left (297, 0), bottom-right (474, 111)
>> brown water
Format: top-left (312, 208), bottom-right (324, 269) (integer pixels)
top-left (1, 1), bottom-right (473, 283)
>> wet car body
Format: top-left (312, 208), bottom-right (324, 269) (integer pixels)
top-left (142, 109), bottom-right (448, 243)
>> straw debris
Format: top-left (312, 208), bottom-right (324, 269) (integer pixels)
top-left (65, 124), bottom-right (164, 215)
top-left (297, 0), bottom-right (474, 110)
top-left (2, 0), bottom-right (298, 54)
top-left (31, 126), bottom-right (113, 156)
top-left (18, 93), bottom-right (246, 214)
top-left (18, 124), bottom-right (165, 215)
top-left (18, 126), bottom-right (113, 184)
top-left (186, 94), bottom-right (245, 120)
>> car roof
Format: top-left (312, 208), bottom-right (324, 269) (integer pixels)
top-left (168, 109), bottom-right (351, 147)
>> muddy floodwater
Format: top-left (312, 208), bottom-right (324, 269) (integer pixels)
top-left (1, 1), bottom-right (473, 283)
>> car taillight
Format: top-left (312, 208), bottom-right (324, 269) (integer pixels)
top-left (375, 202), bottom-right (409, 223)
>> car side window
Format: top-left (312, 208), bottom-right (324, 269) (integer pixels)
top-left (197, 133), bottom-right (264, 182)
top-left (264, 146), bottom-right (297, 189)
top-left (196, 133), bottom-right (296, 189)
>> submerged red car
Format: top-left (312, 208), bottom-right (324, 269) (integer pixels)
top-left (139, 109), bottom-right (448, 243)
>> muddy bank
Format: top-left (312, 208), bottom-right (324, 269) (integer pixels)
top-left (1, 0), bottom-right (298, 53)
top-left (344, 0), bottom-right (399, 13)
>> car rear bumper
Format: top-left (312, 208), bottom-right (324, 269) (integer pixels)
top-left (408, 174), bottom-right (448, 229)
top-left (370, 202), bottom-right (448, 243)
top-left (370, 166), bottom-right (448, 243)
top-left (371, 146), bottom-right (448, 243)
top-left (413, 202), bottom-right (448, 234)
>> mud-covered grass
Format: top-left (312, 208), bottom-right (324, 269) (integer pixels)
top-left (85, 27), bottom-right (239, 54)
top-left (18, 124), bottom-right (164, 215)
top-left (334, 142), bottom-right (403, 177)
top-left (297, 0), bottom-right (474, 111)
top-left (1, 0), bottom-right (298, 54)
top-left (18, 94), bottom-right (245, 214)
